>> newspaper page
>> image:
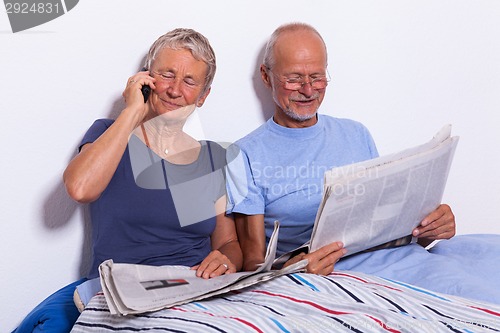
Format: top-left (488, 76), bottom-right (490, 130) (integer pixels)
top-left (100, 221), bottom-right (307, 315)
top-left (309, 125), bottom-right (459, 255)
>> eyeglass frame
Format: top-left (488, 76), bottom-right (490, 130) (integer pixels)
top-left (265, 66), bottom-right (331, 91)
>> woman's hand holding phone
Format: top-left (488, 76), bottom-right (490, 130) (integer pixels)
top-left (122, 69), bottom-right (156, 124)
top-left (140, 67), bottom-right (151, 102)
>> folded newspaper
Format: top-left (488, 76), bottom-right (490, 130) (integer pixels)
top-left (99, 221), bottom-right (307, 315)
top-left (308, 124), bottom-right (459, 255)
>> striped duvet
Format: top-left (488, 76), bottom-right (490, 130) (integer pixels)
top-left (71, 271), bottom-right (500, 333)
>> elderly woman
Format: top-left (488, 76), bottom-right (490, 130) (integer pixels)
top-left (13, 28), bottom-right (242, 333)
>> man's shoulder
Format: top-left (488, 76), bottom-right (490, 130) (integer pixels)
top-left (319, 114), bottom-right (371, 134)
top-left (320, 114), bottom-right (367, 128)
top-left (233, 121), bottom-right (269, 148)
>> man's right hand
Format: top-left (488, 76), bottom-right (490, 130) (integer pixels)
top-left (284, 241), bottom-right (346, 275)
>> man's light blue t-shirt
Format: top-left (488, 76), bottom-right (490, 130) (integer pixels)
top-left (227, 114), bottom-right (378, 257)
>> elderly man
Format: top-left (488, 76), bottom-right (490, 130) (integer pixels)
top-left (227, 22), bottom-right (455, 275)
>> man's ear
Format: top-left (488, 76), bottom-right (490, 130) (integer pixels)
top-left (260, 65), bottom-right (272, 88)
top-left (196, 87), bottom-right (211, 107)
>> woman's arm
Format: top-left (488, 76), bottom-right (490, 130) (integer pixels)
top-left (192, 196), bottom-right (243, 279)
top-left (63, 72), bottom-right (155, 203)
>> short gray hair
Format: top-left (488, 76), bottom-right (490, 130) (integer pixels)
top-left (262, 22), bottom-right (327, 70)
top-left (144, 28), bottom-right (216, 95)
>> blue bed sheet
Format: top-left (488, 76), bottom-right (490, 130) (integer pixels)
top-left (336, 234), bottom-right (500, 304)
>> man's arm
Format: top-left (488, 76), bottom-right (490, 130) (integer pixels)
top-left (234, 213), bottom-right (266, 271)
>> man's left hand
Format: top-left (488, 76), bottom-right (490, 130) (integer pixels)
top-left (413, 204), bottom-right (456, 246)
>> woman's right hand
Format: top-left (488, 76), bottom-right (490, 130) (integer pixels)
top-left (191, 250), bottom-right (237, 279)
top-left (63, 70), bottom-right (157, 203)
top-left (122, 70), bottom-right (157, 125)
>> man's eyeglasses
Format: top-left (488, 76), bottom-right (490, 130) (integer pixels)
top-left (266, 67), bottom-right (330, 91)
top-left (151, 70), bottom-right (202, 90)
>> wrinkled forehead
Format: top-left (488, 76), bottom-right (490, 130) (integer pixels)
top-left (273, 31), bottom-right (327, 73)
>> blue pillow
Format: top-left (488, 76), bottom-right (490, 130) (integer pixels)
top-left (12, 278), bottom-right (87, 333)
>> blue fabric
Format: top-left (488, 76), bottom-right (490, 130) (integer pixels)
top-left (12, 278), bottom-right (86, 333)
top-left (227, 114), bottom-right (378, 257)
top-left (81, 119), bottom-right (226, 279)
top-left (74, 278), bottom-right (101, 307)
top-left (336, 234), bottom-right (500, 304)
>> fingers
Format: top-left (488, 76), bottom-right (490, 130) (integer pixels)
top-left (303, 241), bottom-right (346, 275)
top-left (413, 204), bottom-right (456, 240)
top-left (126, 71), bottom-right (156, 89)
top-left (419, 204), bottom-right (447, 226)
top-left (122, 71), bottom-right (156, 105)
top-left (192, 250), bottom-right (235, 279)
top-left (416, 220), bottom-right (455, 239)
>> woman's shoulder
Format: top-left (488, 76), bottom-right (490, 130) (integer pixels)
top-left (202, 140), bottom-right (228, 168)
top-left (80, 119), bottom-right (115, 148)
top-left (202, 140), bottom-right (226, 150)
top-left (90, 118), bottom-right (115, 129)
top-left (85, 118), bottom-right (116, 135)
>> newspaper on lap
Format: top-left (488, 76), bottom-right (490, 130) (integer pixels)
top-left (99, 221), bottom-right (307, 315)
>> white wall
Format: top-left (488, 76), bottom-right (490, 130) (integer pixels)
top-left (2, 0), bottom-right (500, 330)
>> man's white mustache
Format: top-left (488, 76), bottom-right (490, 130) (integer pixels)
top-left (290, 94), bottom-right (320, 102)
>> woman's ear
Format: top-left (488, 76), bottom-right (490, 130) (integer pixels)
top-left (196, 87), bottom-right (211, 108)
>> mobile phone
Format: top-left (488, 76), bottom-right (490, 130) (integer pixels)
top-left (141, 67), bottom-right (151, 103)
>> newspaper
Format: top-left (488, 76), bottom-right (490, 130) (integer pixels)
top-left (99, 221), bottom-right (307, 315)
top-left (308, 124), bottom-right (459, 255)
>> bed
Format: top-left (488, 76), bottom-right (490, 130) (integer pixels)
top-left (70, 234), bottom-right (500, 332)
top-left (71, 268), bottom-right (500, 333)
